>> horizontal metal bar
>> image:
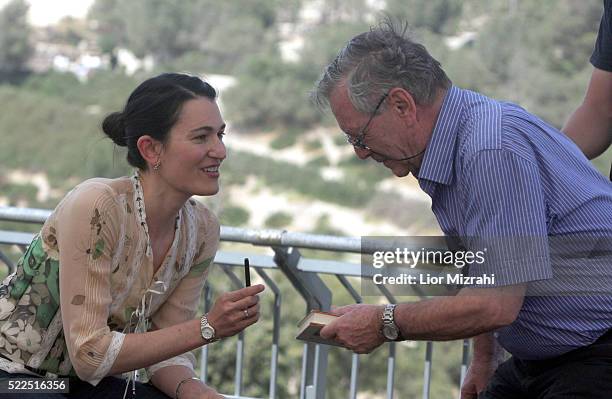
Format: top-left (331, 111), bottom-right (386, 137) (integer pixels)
top-left (214, 252), bottom-right (278, 269)
top-left (0, 207), bottom-right (51, 224)
top-left (0, 230), bottom-right (35, 245)
top-left (298, 258), bottom-right (362, 277)
top-left (221, 226), bottom-right (361, 252)
top-left (0, 207), bottom-right (448, 256)
top-left (0, 207), bottom-right (363, 252)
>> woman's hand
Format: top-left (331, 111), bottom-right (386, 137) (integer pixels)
top-left (206, 284), bottom-right (265, 339)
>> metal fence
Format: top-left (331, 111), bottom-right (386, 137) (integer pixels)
top-left (0, 206), bottom-right (470, 399)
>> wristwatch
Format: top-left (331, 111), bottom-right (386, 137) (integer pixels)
top-left (200, 314), bottom-right (216, 341)
top-left (381, 304), bottom-right (400, 341)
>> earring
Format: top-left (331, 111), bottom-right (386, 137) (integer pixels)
top-left (153, 160), bottom-right (161, 171)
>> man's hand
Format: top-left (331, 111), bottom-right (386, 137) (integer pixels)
top-left (460, 359), bottom-right (498, 399)
top-left (319, 304), bottom-right (386, 354)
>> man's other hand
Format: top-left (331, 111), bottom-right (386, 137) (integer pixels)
top-left (460, 359), bottom-right (498, 399)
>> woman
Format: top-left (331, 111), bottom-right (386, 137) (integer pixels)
top-left (0, 73), bottom-right (264, 398)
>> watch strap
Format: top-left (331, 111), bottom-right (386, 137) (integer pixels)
top-left (383, 304), bottom-right (396, 325)
top-left (382, 304), bottom-right (402, 341)
top-left (200, 314), bottom-right (216, 341)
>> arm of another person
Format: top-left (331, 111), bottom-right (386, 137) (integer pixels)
top-left (563, 67), bottom-right (612, 159)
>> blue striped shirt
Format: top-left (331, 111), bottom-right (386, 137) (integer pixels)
top-left (417, 86), bottom-right (612, 360)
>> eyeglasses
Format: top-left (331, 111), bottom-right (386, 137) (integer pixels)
top-left (345, 92), bottom-right (388, 150)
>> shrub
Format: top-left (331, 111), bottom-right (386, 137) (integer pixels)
top-left (219, 205), bottom-right (250, 226)
top-left (264, 211), bottom-right (293, 229)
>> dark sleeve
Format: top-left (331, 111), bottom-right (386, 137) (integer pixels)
top-left (591, 0), bottom-right (612, 71)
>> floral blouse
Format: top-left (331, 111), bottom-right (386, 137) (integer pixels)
top-left (0, 173), bottom-right (219, 385)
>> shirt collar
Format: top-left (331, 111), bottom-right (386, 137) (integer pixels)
top-left (417, 86), bottom-right (464, 186)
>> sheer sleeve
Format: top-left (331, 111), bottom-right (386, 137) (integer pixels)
top-left (56, 182), bottom-right (125, 385)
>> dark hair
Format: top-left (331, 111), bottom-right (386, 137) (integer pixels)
top-left (102, 73), bottom-right (217, 169)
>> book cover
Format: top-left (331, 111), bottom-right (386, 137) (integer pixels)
top-left (296, 310), bottom-right (345, 347)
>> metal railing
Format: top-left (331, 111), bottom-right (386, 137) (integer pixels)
top-left (0, 206), bottom-right (470, 399)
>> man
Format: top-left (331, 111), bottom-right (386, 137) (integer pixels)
top-left (563, 0), bottom-right (612, 180)
top-left (311, 21), bottom-right (612, 398)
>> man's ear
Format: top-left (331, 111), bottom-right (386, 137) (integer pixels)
top-left (388, 88), bottom-right (417, 122)
top-left (136, 135), bottom-right (163, 168)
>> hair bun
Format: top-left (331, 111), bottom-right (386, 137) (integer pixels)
top-left (102, 112), bottom-right (128, 146)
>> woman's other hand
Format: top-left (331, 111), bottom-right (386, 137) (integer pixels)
top-left (207, 284), bottom-right (265, 339)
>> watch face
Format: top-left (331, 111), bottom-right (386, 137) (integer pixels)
top-left (383, 324), bottom-right (399, 341)
top-left (202, 326), bottom-right (214, 340)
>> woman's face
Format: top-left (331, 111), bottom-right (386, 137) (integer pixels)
top-left (157, 97), bottom-right (227, 197)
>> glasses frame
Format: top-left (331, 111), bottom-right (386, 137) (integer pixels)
top-left (345, 92), bottom-right (389, 150)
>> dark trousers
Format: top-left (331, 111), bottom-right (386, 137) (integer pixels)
top-left (482, 332), bottom-right (612, 399)
top-left (0, 370), bottom-right (170, 398)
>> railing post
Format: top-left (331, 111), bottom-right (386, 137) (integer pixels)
top-left (200, 283), bottom-right (214, 384)
top-left (423, 342), bottom-right (433, 399)
top-left (459, 339), bottom-right (470, 398)
top-left (0, 251), bottom-right (14, 273)
top-left (255, 269), bottom-right (281, 399)
top-left (273, 246), bottom-right (331, 399)
top-left (386, 342), bottom-right (395, 399)
top-left (336, 275), bottom-right (362, 399)
top-left (220, 266), bottom-right (248, 397)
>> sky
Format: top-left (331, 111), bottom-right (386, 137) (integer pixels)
top-left (0, 0), bottom-right (94, 26)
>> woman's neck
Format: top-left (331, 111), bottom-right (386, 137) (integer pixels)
top-left (138, 171), bottom-right (188, 236)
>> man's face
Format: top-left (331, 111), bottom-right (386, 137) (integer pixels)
top-left (328, 84), bottom-right (422, 177)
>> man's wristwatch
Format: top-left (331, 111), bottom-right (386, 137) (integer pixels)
top-left (381, 304), bottom-right (401, 341)
top-left (200, 314), bottom-right (216, 341)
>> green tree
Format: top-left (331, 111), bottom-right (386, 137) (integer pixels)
top-left (315, 0), bottom-right (370, 25)
top-left (264, 212), bottom-right (293, 228)
top-left (88, 0), bottom-right (299, 71)
top-left (50, 17), bottom-right (90, 47)
top-left (385, 0), bottom-right (464, 35)
top-left (0, 0), bottom-right (33, 75)
top-left (87, 0), bottom-right (127, 55)
top-left (223, 49), bottom-right (323, 130)
top-left (525, 0), bottom-right (601, 75)
top-left (219, 205), bottom-right (250, 226)
top-left (299, 21), bottom-right (371, 73)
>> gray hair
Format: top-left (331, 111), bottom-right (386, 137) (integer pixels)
top-left (311, 19), bottom-right (451, 114)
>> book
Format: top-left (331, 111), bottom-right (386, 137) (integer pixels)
top-left (296, 310), bottom-right (345, 347)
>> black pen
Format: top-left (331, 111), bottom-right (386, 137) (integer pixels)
top-left (244, 258), bottom-right (251, 287)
